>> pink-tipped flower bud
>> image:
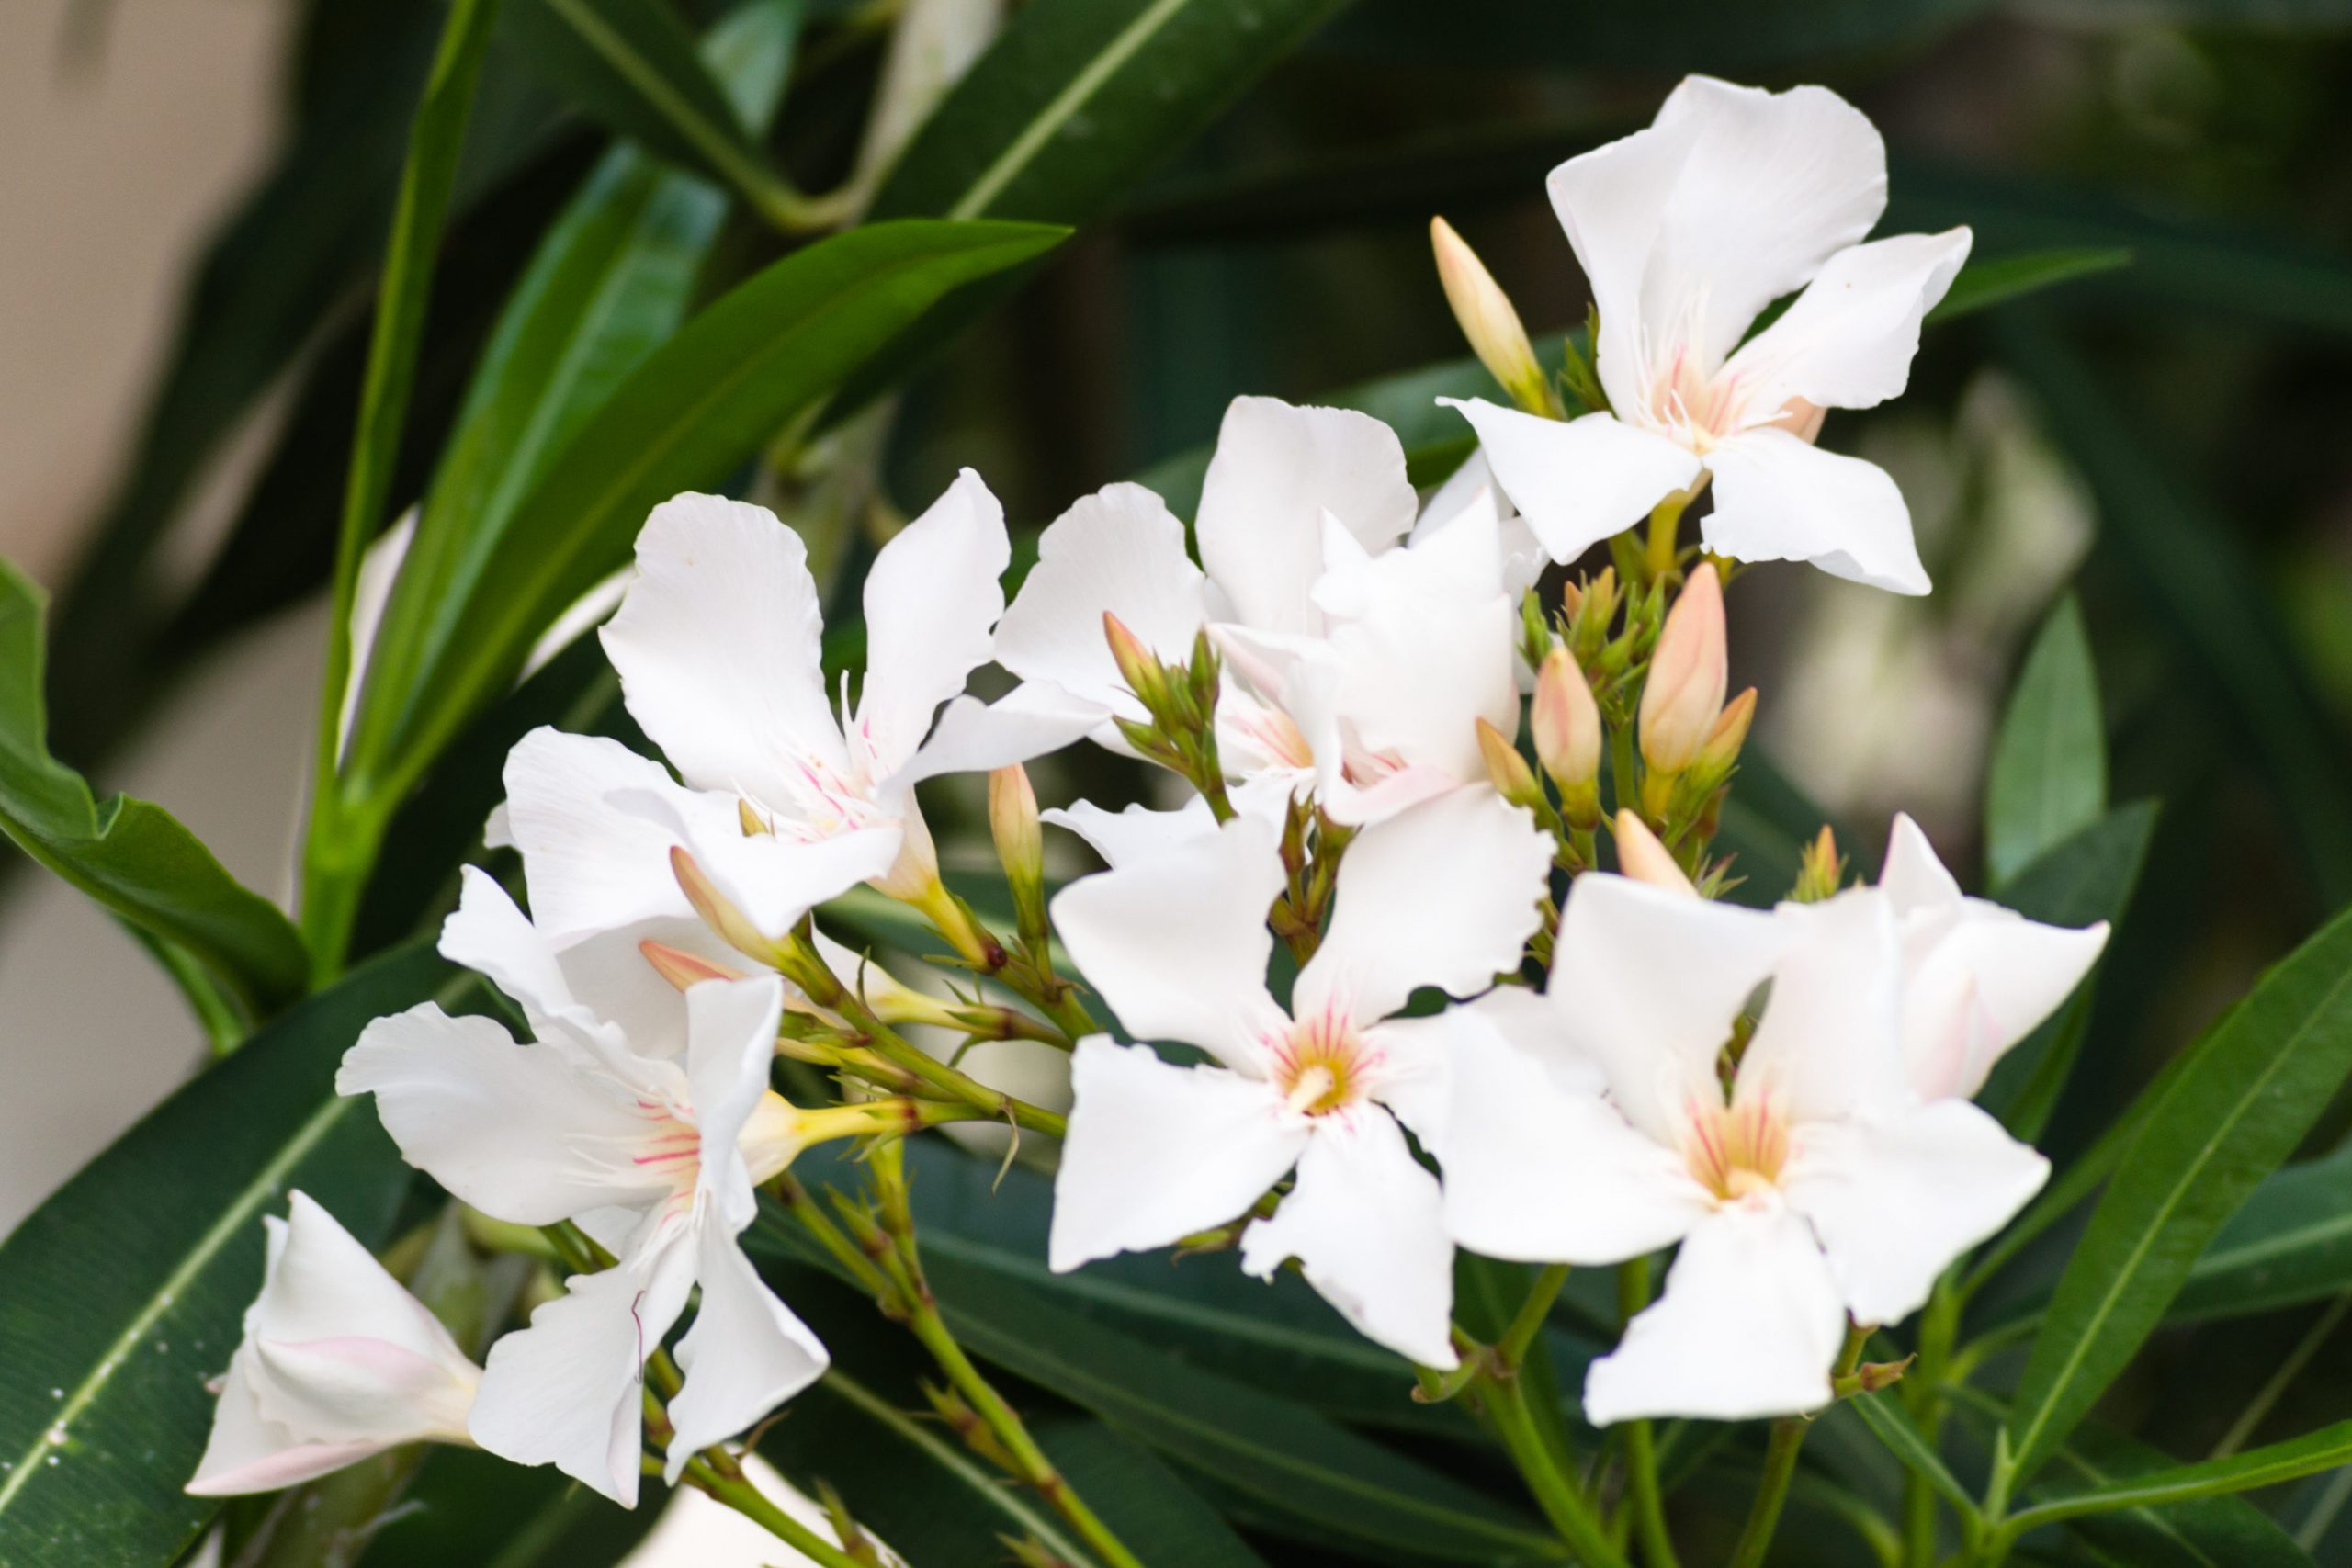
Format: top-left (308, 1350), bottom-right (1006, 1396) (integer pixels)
top-left (1431, 216), bottom-right (1553, 417)
top-left (1639, 562), bottom-right (1728, 776)
top-left (1694, 686), bottom-right (1757, 777)
top-left (1476, 717), bottom-right (1544, 812)
top-left (990, 763), bottom-right (1048, 946)
top-left (1532, 647), bottom-right (1602, 818)
top-left (639, 939), bottom-right (744, 992)
top-left (1103, 612), bottom-right (1165, 709)
top-left (1614, 810), bottom-right (1697, 897)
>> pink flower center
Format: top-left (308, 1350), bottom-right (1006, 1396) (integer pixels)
top-left (1269, 1001), bottom-right (1374, 1116)
top-left (1682, 1089), bottom-right (1791, 1203)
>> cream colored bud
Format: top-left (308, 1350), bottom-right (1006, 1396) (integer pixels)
top-left (1431, 216), bottom-right (1551, 416)
top-left (1639, 563), bottom-right (1728, 776)
top-left (989, 765), bottom-right (1042, 881)
top-left (1614, 810), bottom-right (1697, 897)
top-left (1476, 717), bottom-right (1544, 811)
top-left (1694, 687), bottom-right (1757, 776)
top-left (670, 846), bottom-right (785, 965)
top-left (639, 939), bottom-right (745, 992)
top-left (868, 798), bottom-right (942, 902)
top-left (1532, 647), bottom-right (1601, 791)
top-left (1102, 611), bottom-right (1163, 707)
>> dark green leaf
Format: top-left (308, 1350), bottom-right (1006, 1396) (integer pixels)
top-left (2004, 903), bottom-right (2352, 1483)
top-left (1034, 1420), bottom-right (1272, 1568)
top-left (353, 1), bottom-right (800, 795)
top-left (503, 0), bottom-right (803, 223)
top-left (1319, 0), bottom-right (1985, 73)
top-left (2011, 1419), bottom-right (2352, 1544)
top-left (340, 218), bottom-right (1069, 805)
top-left (874, 0), bottom-right (1358, 224)
top-left (0, 560), bottom-right (308, 1020)
top-left (1927, 248), bottom-right (2133, 325)
top-left (1979, 802), bottom-right (2158, 1137)
top-left (1850, 1391), bottom-right (1978, 1518)
top-left (354, 1448), bottom-right (663, 1568)
top-left (1986, 595), bottom-right (2109, 889)
top-left (2171, 1141), bottom-right (2352, 1322)
top-left (2030, 1422), bottom-right (2312, 1568)
top-left (0, 942), bottom-right (450, 1567)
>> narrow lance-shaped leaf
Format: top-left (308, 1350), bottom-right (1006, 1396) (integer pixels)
top-left (2002, 903), bottom-right (2352, 1485)
top-left (503, 0), bottom-right (806, 228)
top-left (0, 561), bottom-right (308, 1021)
top-left (1926, 247), bottom-right (2133, 325)
top-left (338, 217), bottom-right (1069, 811)
top-left (1986, 594), bottom-right (2108, 888)
top-left (2005, 1418), bottom-right (2352, 1545)
top-left (2169, 1140), bottom-right (2352, 1323)
top-left (0, 942), bottom-right (451, 1568)
top-left (352, 0), bottom-right (803, 789)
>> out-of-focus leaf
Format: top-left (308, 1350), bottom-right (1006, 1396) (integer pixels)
top-left (338, 219), bottom-right (1069, 810)
top-left (1317, 0), bottom-right (1987, 73)
top-left (874, 0), bottom-right (1358, 225)
top-left (0, 942), bottom-right (450, 1568)
top-left (503, 0), bottom-right (805, 224)
top-left (1850, 1391), bottom-right (1978, 1517)
top-left (1980, 802), bottom-right (2157, 1138)
top-left (2018, 1419), bottom-right (2313, 1568)
top-left (352, 1), bottom-right (800, 803)
top-left (1986, 595), bottom-right (2108, 888)
top-left (1999, 321), bottom-right (2352, 912)
top-left (353, 1448), bottom-right (663, 1568)
top-left (0, 561), bottom-right (308, 1020)
top-left (2170, 1141), bottom-right (2352, 1322)
top-left (2003, 903), bottom-right (2352, 1483)
top-left (2009, 1419), bottom-right (2352, 1549)
top-left (1034, 1421), bottom-right (1272, 1568)
top-left (1928, 248), bottom-right (2134, 324)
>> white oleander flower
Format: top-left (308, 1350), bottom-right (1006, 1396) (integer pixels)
top-left (1443, 75), bottom-right (1972, 594)
top-left (338, 873), bottom-right (828, 1506)
top-left (500, 474), bottom-right (1096, 951)
top-left (1430, 868), bottom-right (2071, 1424)
top-left (994, 396), bottom-right (1522, 860)
top-left (187, 1192), bottom-right (480, 1496)
top-left (1046, 789), bottom-right (1552, 1367)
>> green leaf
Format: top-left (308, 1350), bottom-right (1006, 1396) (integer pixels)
top-left (354, 1448), bottom-right (663, 1568)
top-left (0, 941), bottom-right (451, 1567)
top-left (1317, 0), bottom-right (1985, 73)
top-left (2007, 1420), bottom-right (2352, 1544)
top-left (1979, 801), bottom-right (2158, 1138)
top-left (1034, 1420), bottom-right (1272, 1568)
top-left (1927, 248), bottom-right (2134, 325)
top-left (0, 559), bottom-right (308, 1020)
top-left (1986, 595), bottom-right (2109, 889)
top-left (1849, 1391), bottom-right (1979, 1519)
top-left (351, 0), bottom-right (800, 812)
top-left (339, 218), bottom-right (1069, 807)
top-left (2003, 903), bottom-right (2352, 1484)
top-left (915, 1253), bottom-right (1562, 1562)
top-left (874, 0), bottom-right (1359, 224)
top-left (2026, 1422), bottom-right (2311, 1568)
top-left (2171, 1141), bottom-right (2352, 1322)
top-left (503, 0), bottom-right (804, 225)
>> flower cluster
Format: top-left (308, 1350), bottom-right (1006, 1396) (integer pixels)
top-left (189, 73), bottom-right (2107, 1550)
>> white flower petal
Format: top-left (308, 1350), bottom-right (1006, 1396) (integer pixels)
top-left (1238, 1111), bottom-right (1457, 1369)
top-left (1905, 907), bottom-right (2110, 1103)
top-left (993, 481), bottom-right (1208, 716)
top-left (1430, 1007), bottom-right (1712, 1266)
top-left (1634, 76), bottom-right (1888, 377)
top-left (1551, 874), bottom-right (1789, 1146)
top-left (500, 728), bottom-right (716, 947)
top-left (684, 974), bottom-right (786, 1234)
top-left (1701, 428), bottom-right (1930, 596)
top-left (469, 1224), bottom-right (697, 1508)
top-left (1041, 797), bottom-right (1221, 869)
top-left (1723, 230), bottom-right (1972, 415)
top-left (633, 776), bottom-right (903, 941)
top-left (336, 512), bottom-right (416, 766)
top-left (1048, 814), bottom-right (1287, 1067)
top-left (663, 1221), bottom-right (829, 1482)
top-left (1784, 1099), bottom-right (2048, 1325)
top-left (187, 1367), bottom-right (381, 1496)
top-left (1049, 1037), bottom-right (1307, 1272)
top-left (1195, 397), bottom-right (1415, 635)
top-left (1881, 811), bottom-right (1963, 914)
top-left (886, 683), bottom-right (1104, 796)
top-left (1544, 109), bottom-right (1707, 413)
top-left (337, 1005), bottom-right (669, 1224)
top-left (1297, 790), bottom-right (1551, 1024)
top-left (1738, 891), bottom-right (1908, 1125)
top-left (1582, 1201), bottom-right (1846, 1425)
top-left (855, 468), bottom-right (1011, 776)
top-left (1441, 400), bottom-right (1702, 564)
top-left (602, 493), bottom-right (846, 798)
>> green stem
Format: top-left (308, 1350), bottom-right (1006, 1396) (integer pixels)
top-left (1499, 1265), bottom-right (1570, 1370)
top-left (1479, 1373), bottom-right (1629, 1567)
top-left (1729, 1325), bottom-right (1869, 1568)
top-left (684, 1456), bottom-right (868, 1568)
top-left (1642, 494), bottom-right (1688, 587)
top-left (1903, 1281), bottom-right (1962, 1567)
top-left (1616, 1258), bottom-right (1679, 1568)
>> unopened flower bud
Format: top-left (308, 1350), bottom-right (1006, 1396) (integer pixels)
top-left (671, 845), bottom-right (786, 965)
top-left (1432, 216), bottom-right (1551, 416)
top-left (1793, 825), bottom-right (1844, 903)
top-left (1476, 717), bottom-right (1544, 812)
top-left (1532, 648), bottom-right (1602, 822)
top-left (1103, 612), bottom-right (1165, 709)
top-left (1614, 810), bottom-right (1697, 897)
top-left (1639, 563), bottom-right (1727, 776)
top-left (990, 763), bottom-right (1048, 947)
top-left (639, 939), bottom-right (744, 992)
top-left (1693, 686), bottom-right (1757, 777)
